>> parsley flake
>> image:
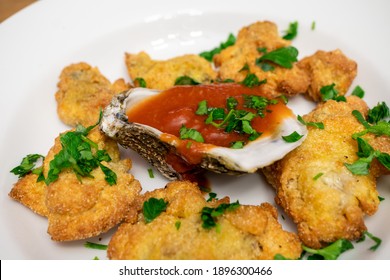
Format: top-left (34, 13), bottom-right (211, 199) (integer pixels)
top-left (282, 21), bottom-right (298, 40)
top-left (179, 125), bottom-right (204, 143)
top-left (297, 115), bottom-right (324, 129)
top-left (174, 76), bottom-right (200, 86)
top-left (134, 77), bottom-right (147, 88)
top-left (84, 242), bottom-right (108, 250)
top-left (256, 46), bottom-right (299, 69)
top-left (351, 85), bottom-right (365, 99)
top-left (143, 197), bottom-right (168, 223)
top-left (201, 201), bottom-right (240, 230)
top-left (320, 83), bottom-right (346, 102)
top-left (199, 33), bottom-right (236, 62)
top-left (10, 154), bottom-right (45, 180)
top-left (302, 239), bottom-right (354, 260)
top-left (282, 131), bottom-right (304, 143)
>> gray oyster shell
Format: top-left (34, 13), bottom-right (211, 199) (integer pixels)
top-left (100, 88), bottom-right (307, 180)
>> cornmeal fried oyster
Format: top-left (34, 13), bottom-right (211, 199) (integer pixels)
top-left (297, 49), bottom-right (358, 102)
top-left (213, 21), bottom-right (310, 97)
top-left (262, 96), bottom-right (385, 249)
top-left (125, 52), bottom-right (217, 90)
top-left (108, 180), bottom-right (302, 260)
top-left (55, 62), bottom-right (130, 127)
top-left (9, 127), bottom-right (141, 241)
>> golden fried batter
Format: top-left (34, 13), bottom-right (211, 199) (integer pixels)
top-left (55, 62), bottom-right (130, 127)
top-left (213, 21), bottom-right (310, 97)
top-left (297, 49), bottom-right (357, 102)
top-left (9, 127), bottom-right (141, 241)
top-left (125, 52), bottom-right (216, 90)
top-left (262, 96), bottom-right (380, 249)
top-left (108, 181), bottom-right (302, 260)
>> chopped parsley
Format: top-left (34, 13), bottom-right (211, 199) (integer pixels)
top-left (199, 33), bottom-right (236, 62)
top-left (311, 21), bottom-right (316, 30)
top-left (302, 239), bottom-right (354, 260)
top-left (357, 231), bottom-right (382, 251)
top-left (320, 83), bottom-right (346, 102)
top-left (10, 154), bottom-right (45, 181)
top-left (346, 102), bottom-right (390, 175)
top-left (206, 192), bottom-right (218, 202)
top-left (282, 131), bottom-right (304, 143)
top-left (255, 46), bottom-right (299, 70)
top-left (297, 115), bottom-right (324, 129)
top-left (240, 73), bottom-right (267, 88)
top-left (313, 172), bottom-right (324, 180)
top-left (175, 221), bottom-right (181, 230)
top-left (282, 21), bottom-right (298, 40)
top-left (143, 197), bottom-right (168, 223)
top-left (231, 141), bottom-right (245, 149)
top-left (84, 241), bottom-right (108, 250)
top-left (367, 102), bottom-right (389, 124)
top-left (134, 77), bottom-right (147, 88)
top-left (45, 113), bottom-right (117, 186)
top-left (201, 201), bottom-right (240, 230)
top-left (179, 125), bottom-right (205, 143)
top-left (147, 168), bottom-right (154, 178)
top-left (344, 137), bottom-right (390, 175)
top-left (351, 85), bottom-right (365, 99)
top-left (174, 75), bottom-right (200, 86)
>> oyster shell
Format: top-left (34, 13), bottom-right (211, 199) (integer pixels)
top-left (100, 87), bottom-right (307, 180)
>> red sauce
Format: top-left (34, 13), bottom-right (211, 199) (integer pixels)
top-left (127, 84), bottom-right (293, 165)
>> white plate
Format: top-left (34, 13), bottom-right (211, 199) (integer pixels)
top-left (1, 0), bottom-right (389, 260)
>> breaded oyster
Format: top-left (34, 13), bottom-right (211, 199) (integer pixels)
top-left (108, 180), bottom-right (302, 260)
top-left (55, 62), bottom-right (130, 127)
top-left (9, 127), bottom-right (141, 241)
top-left (262, 96), bottom-right (381, 249)
top-left (297, 49), bottom-right (358, 102)
top-left (213, 21), bottom-right (310, 97)
top-left (125, 52), bottom-right (217, 90)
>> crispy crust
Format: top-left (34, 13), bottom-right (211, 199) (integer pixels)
top-left (55, 62), bottom-right (130, 127)
top-left (262, 96), bottom-right (380, 248)
top-left (297, 49), bottom-right (357, 102)
top-left (108, 180), bottom-right (302, 260)
top-left (125, 52), bottom-right (217, 90)
top-left (9, 127), bottom-right (141, 241)
top-left (213, 21), bottom-right (310, 97)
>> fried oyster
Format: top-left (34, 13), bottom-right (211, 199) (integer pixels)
top-left (9, 127), bottom-right (141, 241)
top-left (108, 180), bottom-right (302, 260)
top-left (125, 52), bottom-right (217, 90)
top-left (213, 21), bottom-right (310, 97)
top-left (262, 96), bottom-right (382, 249)
top-left (297, 49), bottom-right (358, 102)
top-left (55, 62), bottom-right (130, 127)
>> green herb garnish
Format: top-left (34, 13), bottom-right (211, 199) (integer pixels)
top-left (45, 113), bottom-right (117, 186)
top-left (313, 172), bottom-right (324, 180)
top-left (357, 231), bottom-right (382, 251)
top-left (320, 83), bottom-right (346, 102)
top-left (282, 21), bottom-right (298, 40)
top-left (231, 141), bottom-right (245, 149)
top-left (174, 75), bottom-right (200, 86)
top-left (282, 131), bottom-right (304, 143)
top-left (206, 192), bottom-right (218, 202)
top-left (367, 102), bottom-right (390, 124)
top-left (199, 33), bottom-right (236, 62)
top-left (201, 201), bottom-right (240, 230)
top-left (175, 221), bottom-right (181, 230)
top-left (297, 115), bottom-right (325, 129)
top-left (10, 154), bottom-right (45, 179)
top-left (302, 239), bottom-right (354, 260)
top-left (179, 125), bottom-right (205, 143)
top-left (84, 242), bottom-right (108, 250)
top-left (147, 168), bottom-right (154, 178)
top-left (351, 85), bottom-right (365, 99)
top-left (344, 137), bottom-right (390, 175)
top-left (311, 21), bottom-right (316, 30)
top-left (240, 73), bottom-right (267, 88)
top-left (134, 77), bottom-right (147, 88)
top-left (143, 197), bottom-right (168, 223)
top-left (256, 46), bottom-right (299, 69)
